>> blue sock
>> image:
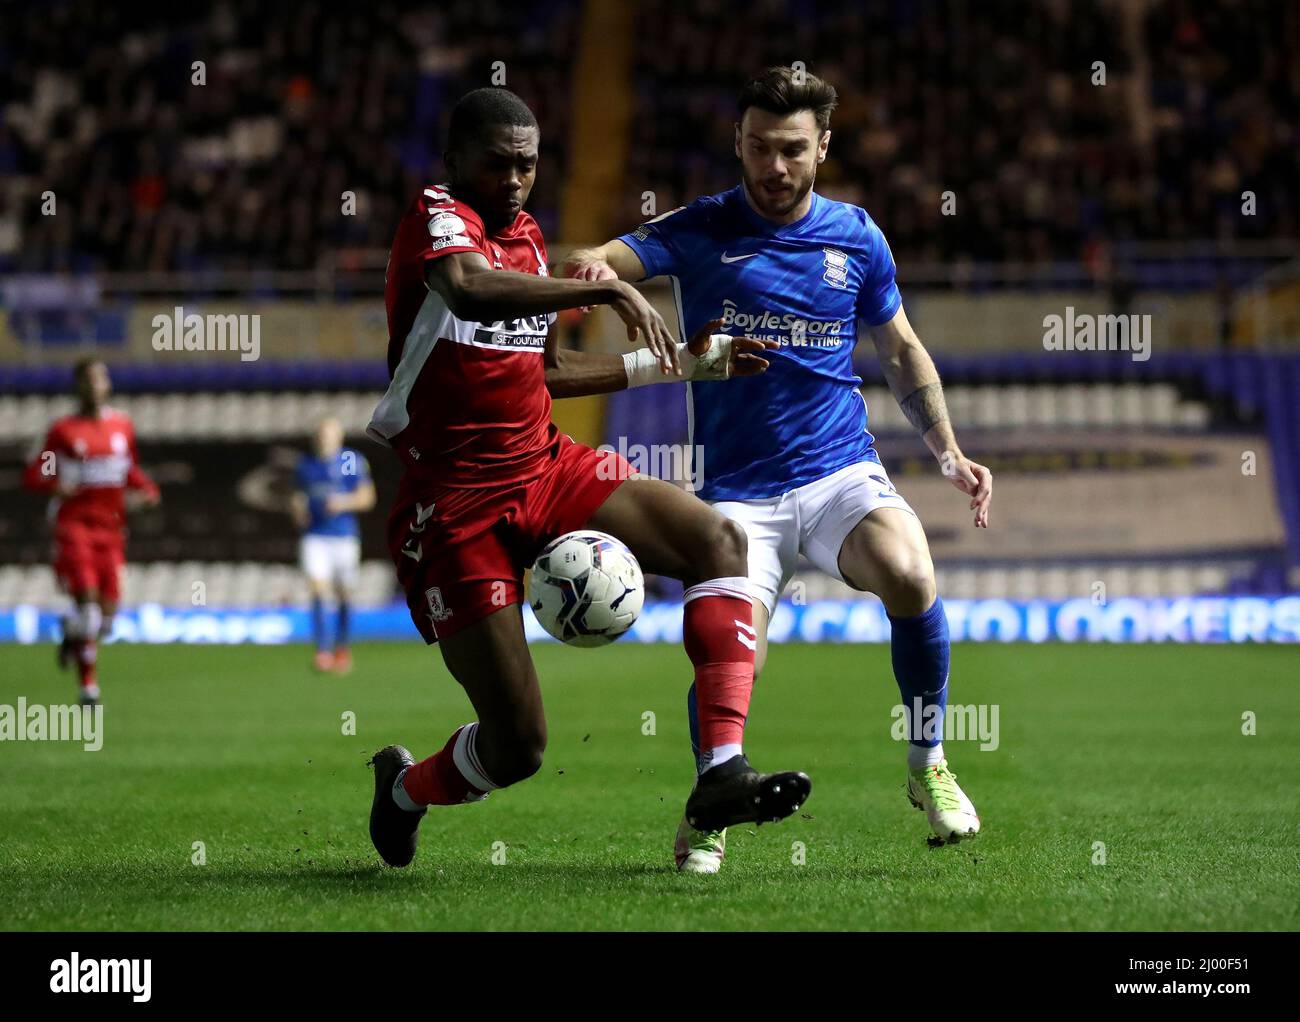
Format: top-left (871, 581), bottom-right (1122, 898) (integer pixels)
top-left (686, 683), bottom-right (702, 773)
top-left (310, 595), bottom-right (326, 652)
top-left (888, 597), bottom-right (950, 760)
top-left (335, 600), bottom-right (351, 651)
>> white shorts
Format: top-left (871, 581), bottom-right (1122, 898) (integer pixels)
top-left (710, 460), bottom-right (916, 615)
top-left (299, 534), bottom-right (361, 588)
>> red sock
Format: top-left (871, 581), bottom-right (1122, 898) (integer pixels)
top-left (76, 639), bottom-right (98, 689)
top-left (399, 723), bottom-right (494, 807)
top-left (683, 578), bottom-right (755, 752)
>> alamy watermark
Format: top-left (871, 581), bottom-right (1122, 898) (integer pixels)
top-left (891, 699), bottom-right (999, 751)
top-left (0, 698), bottom-right (103, 751)
top-left (50, 954), bottom-right (150, 1001)
top-left (151, 306), bottom-right (261, 361)
top-left (1043, 306), bottom-right (1151, 362)
top-left (596, 437), bottom-right (705, 489)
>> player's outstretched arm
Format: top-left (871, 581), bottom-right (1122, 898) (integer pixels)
top-left (290, 490), bottom-right (310, 530)
top-left (869, 306), bottom-right (993, 528)
top-left (325, 480), bottom-right (377, 515)
top-left (545, 319), bottom-right (776, 399)
top-left (561, 239), bottom-right (648, 283)
top-left (125, 428), bottom-right (160, 508)
top-left (427, 250), bottom-right (680, 373)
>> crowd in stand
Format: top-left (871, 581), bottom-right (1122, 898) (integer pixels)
top-left (0, 0), bottom-right (577, 273)
top-left (1, 0), bottom-right (1295, 274)
top-left (627, 0), bottom-right (1299, 265)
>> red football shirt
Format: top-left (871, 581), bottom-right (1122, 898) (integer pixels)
top-left (24, 408), bottom-right (158, 533)
top-left (367, 184), bottom-right (558, 489)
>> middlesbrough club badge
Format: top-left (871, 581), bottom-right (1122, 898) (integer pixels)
top-left (424, 586), bottom-right (452, 625)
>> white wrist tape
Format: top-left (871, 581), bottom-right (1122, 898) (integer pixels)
top-left (685, 333), bottom-right (732, 381)
top-left (622, 346), bottom-right (664, 388)
top-left (622, 335), bottom-right (733, 388)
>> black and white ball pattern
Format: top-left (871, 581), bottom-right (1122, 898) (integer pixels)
top-left (529, 530), bottom-right (645, 647)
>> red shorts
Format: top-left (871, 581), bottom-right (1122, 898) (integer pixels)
top-left (54, 524), bottom-right (125, 602)
top-left (388, 435), bottom-right (632, 643)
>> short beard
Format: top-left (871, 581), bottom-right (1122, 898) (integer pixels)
top-left (742, 168), bottom-right (814, 219)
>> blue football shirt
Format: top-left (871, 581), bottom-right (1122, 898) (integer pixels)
top-left (296, 447), bottom-right (369, 538)
top-left (619, 185), bottom-right (902, 501)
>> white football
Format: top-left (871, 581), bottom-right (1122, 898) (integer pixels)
top-left (529, 530), bottom-right (644, 647)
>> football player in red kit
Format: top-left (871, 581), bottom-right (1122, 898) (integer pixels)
top-left (365, 88), bottom-right (811, 867)
top-left (23, 359), bottom-right (160, 704)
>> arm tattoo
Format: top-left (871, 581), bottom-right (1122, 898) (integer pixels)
top-left (899, 381), bottom-right (950, 435)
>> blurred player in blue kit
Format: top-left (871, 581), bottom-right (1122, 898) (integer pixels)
top-left (293, 417), bottom-right (376, 674)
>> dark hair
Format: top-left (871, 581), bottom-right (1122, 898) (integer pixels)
top-left (447, 87), bottom-right (538, 151)
top-left (737, 66), bottom-right (838, 133)
top-left (72, 357), bottom-right (103, 384)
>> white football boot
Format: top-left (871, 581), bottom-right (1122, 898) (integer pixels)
top-left (907, 760), bottom-right (980, 842)
top-left (674, 816), bottom-right (726, 874)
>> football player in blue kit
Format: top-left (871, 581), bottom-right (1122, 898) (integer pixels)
top-left (564, 66), bottom-right (994, 872)
top-left (293, 417), bottom-right (377, 674)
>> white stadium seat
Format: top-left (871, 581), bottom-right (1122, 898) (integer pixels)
top-left (0, 384), bottom-right (1215, 440)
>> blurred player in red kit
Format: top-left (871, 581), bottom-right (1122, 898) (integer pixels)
top-left (23, 359), bottom-right (160, 704)
top-left (364, 87), bottom-right (810, 867)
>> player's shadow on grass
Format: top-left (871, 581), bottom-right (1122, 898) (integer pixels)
top-left (228, 859), bottom-right (679, 893)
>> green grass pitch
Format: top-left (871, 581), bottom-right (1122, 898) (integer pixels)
top-left (1, 639), bottom-right (1296, 931)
